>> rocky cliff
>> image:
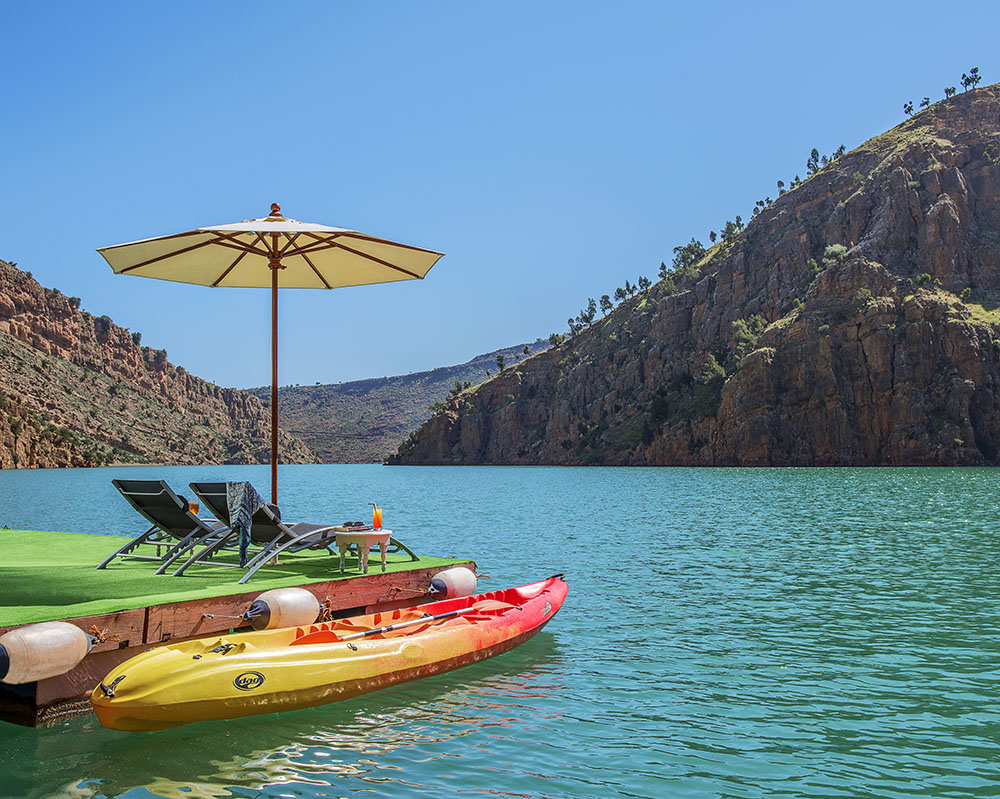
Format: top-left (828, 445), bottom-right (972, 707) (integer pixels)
top-left (391, 85), bottom-right (1000, 466)
top-left (0, 261), bottom-right (314, 468)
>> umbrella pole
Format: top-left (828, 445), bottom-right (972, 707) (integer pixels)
top-left (270, 249), bottom-right (280, 506)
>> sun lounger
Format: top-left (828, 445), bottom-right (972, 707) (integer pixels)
top-left (174, 482), bottom-right (342, 583)
top-left (97, 480), bottom-right (229, 570)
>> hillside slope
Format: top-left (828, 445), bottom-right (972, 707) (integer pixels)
top-left (251, 340), bottom-right (548, 463)
top-left (0, 261), bottom-right (313, 468)
top-left (391, 86), bottom-right (1000, 466)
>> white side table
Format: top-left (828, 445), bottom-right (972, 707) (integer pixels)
top-left (334, 528), bottom-right (391, 574)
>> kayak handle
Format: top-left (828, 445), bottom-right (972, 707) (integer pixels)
top-left (99, 675), bottom-right (126, 697)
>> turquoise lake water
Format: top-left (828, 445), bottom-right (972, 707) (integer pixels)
top-left (0, 464), bottom-right (998, 798)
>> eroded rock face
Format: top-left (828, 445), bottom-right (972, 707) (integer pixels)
top-left (0, 262), bottom-right (314, 469)
top-left (391, 86), bottom-right (1000, 467)
top-left (0, 390), bottom-right (94, 469)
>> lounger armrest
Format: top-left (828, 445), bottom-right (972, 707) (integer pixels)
top-left (287, 522), bottom-right (337, 535)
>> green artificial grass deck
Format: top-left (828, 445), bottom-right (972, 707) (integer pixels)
top-left (0, 529), bottom-right (467, 626)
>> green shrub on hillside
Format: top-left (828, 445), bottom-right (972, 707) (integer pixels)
top-left (697, 354), bottom-right (725, 384)
top-left (823, 244), bottom-right (848, 266)
top-left (94, 315), bottom-right (113, 336)
top-left (646, 371), bottom-right (723, 430)
top-left (731, 314), bottom-right (767, 358)
top-left (662, 239), bottom-right (705, 280)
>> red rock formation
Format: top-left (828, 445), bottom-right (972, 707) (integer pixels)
top-left (391, 86), bottom-right (1000, 466)
top-left (0, 262), bottom-right (314, 469)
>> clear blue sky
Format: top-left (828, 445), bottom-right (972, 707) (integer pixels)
top-left (3, 1), bottom-right (997, 388)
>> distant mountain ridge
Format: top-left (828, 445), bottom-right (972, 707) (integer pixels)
top-left (250, 340), bottom-right (549, 463)
top-left (391, 85), bottom-right (1000, 466)
top-left (0, 260), bottom-right (313, 468)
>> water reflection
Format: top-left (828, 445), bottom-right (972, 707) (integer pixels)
top-left (0, 636), bottom-right (563, 799)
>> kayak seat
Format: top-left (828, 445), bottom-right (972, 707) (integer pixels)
top-left (292, 619), bottom-right (436, 645)
top-left (291, 630), bottom-right (346, 645)
top-left (375, 622), bottom-right (435, 638)
top-left (471, 599), bottom-right (517, 614)
top-left (372, 609), bottom-right (428, 626)
top-left (291, 617), bottom-right (376, 645)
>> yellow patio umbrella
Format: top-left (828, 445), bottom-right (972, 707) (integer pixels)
top-left (97, 203), bottom-right (444, 503)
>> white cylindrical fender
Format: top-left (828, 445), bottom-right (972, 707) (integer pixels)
top-left (246, 587), bottom-right (321, 631)
top-left (0, 622), bottom-right (93, 684)
top-left (428, 567), bottom-right (478, 599)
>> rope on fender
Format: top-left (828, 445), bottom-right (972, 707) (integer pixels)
top-left (87, 625), bottom-right (121, 643)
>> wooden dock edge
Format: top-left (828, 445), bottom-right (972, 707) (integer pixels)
top-left (0, 560), bottom-right (475, 727)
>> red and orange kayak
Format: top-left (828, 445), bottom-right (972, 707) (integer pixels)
top-left (92, 575), bottom-right (567, 731)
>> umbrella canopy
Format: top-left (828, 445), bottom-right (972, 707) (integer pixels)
top-left (97, 203), bottom-right (444, 502)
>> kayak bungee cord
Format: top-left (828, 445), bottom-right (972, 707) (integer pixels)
top-left (338, 605), bottom-right (479, 642)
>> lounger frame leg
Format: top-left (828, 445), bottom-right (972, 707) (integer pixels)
top-left (97, 526), bottom-right (168, 569)
top-left (236, 526), bottom-right (338, 584)
top-left (154, 526), bottom-right (228, 574)
top-left (388, 537), bottom-right (420, 562)
top-left (173, 533), bottom-right (238, 576)
top-left (233, 539), bottom-right (283, 581)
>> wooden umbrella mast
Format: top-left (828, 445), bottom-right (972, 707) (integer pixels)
top-left (268, 208), bottom-right (283, 505)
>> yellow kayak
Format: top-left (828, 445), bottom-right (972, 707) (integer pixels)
top-left (92, 575), bottom-right (568, 731)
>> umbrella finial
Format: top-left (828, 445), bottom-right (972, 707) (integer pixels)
top-left (269, 203), bottom-right (282, 218)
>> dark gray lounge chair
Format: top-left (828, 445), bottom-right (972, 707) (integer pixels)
top-left (97, 480), bottom-right (229, 570)
top-left (174, 482), bottom-right (343, 583)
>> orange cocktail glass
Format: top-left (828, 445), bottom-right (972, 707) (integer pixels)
top-left (373, 506), bottom-right (383, 531)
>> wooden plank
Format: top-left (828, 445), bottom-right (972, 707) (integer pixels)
top-left (145, 592), bottom-right (256, 643)
top-left (325, 563), bottom-right (475, 612)
top-left (0, 608), bottom-right (146, 654)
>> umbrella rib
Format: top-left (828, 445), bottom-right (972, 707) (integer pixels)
top-left (251, 232), bottom-right (273, 258)
top-left (119, 232), bottom-right (271, 275)
top-left (278, 232), bottom-right (301, 258)
top-left (212, 249), bottom-right (249, 287)
top-left (281, 233), bottom-right (343, 259)
top-left (98, 229), bottom-right (204, 253)
top-left (297, 250), bottom-right (332, 289)
top-left (334, 230), bottom-right (444, 256)
top-left (280, 243), bottom-right (338, 260)
top-left (209, 238), bottom-right (270, 257)
top-left (118, 238), bottom-right (218, 273)
top-left (285, 234), bottom-right (423, 279)
top-left (280, 232), bottom-right (331, 289)
top-left (209, 231), bottom-right (271, 258)
top-left (327, 241), bottom-right (424, 279)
